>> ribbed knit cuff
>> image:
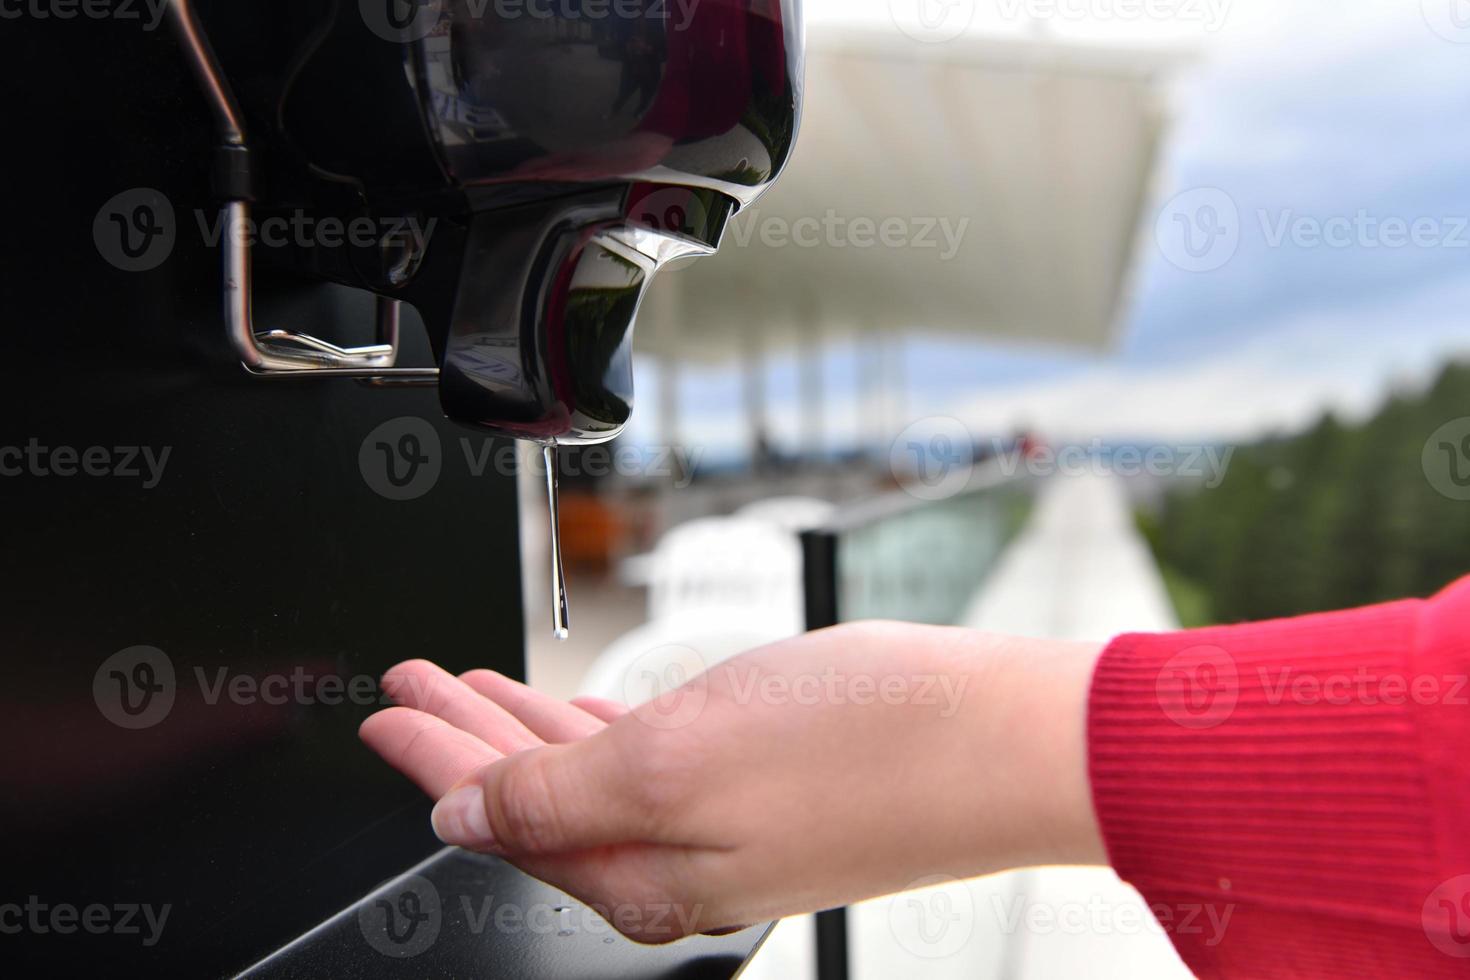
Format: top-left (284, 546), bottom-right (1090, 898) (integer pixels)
top-left (1088, 595), bottom-right (1468, 978)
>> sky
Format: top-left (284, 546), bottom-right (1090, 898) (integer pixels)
top-left (627, 0), bottom-right (1470, 457)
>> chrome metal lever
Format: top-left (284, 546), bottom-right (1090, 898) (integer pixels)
top-left (223, 200), bottom-right (438, 383)
top-left (170, 0), bottom-right (439, 385)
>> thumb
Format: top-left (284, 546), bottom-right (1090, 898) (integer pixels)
top-left (431, 734), bottom-right (650, 855)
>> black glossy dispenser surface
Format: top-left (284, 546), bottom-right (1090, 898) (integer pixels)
top-left (194, 0), bottom-right (804, 445)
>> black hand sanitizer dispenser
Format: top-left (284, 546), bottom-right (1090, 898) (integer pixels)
top-left (170, 0), bottom-right (803, 636)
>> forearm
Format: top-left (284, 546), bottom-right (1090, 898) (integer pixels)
top-left (759, 623), bottom-right (1109, 899)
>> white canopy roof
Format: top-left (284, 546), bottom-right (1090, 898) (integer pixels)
top-left (637, 28), bottom-right (1182, 363)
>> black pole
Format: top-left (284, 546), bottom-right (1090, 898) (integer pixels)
top-left (814, 909), bottom-right (850, 980)
top-left (800, 528), bottom-right (840, 630)
top-left (799, 529), bottom-right (849, 980)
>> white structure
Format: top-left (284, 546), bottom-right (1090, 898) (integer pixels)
top-left (641, 29), bottom-right (1176, 360)
top-left (579, 515), bottom-right (810, 703)
top-left (634, 27), bottom-right (1180, 453)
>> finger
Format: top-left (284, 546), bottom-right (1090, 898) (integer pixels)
top-left (460, 669), bottom-right (607, 743)
top-left (431, 736), bottom-right (656, 856)
top-left (570, 696), bottom-right (630, 724)
top-left (382, 660), bottom-right (543, 755)
top-left (358, 706), bottom-right (502, 799)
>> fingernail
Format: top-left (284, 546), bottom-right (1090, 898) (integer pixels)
top-left (432, 785), bottom-right (494, 848)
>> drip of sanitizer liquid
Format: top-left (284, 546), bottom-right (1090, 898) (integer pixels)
top-left (544, 444), bottom-right (570, 641)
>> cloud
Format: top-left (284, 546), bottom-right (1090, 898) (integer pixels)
top-left (951, 274), bottom-right (1470, 442)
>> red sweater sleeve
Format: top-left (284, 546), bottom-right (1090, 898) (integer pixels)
top-left (1088, 575), bottom-right (1470, 979)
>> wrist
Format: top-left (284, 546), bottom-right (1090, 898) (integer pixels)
top-left (983, 634), bottom-right (1108, 870)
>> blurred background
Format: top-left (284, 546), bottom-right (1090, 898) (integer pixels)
top-left (519, 0), bottom-right (1470, 976)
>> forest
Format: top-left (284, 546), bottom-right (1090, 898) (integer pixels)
top-left (1139, 361), bottom-right (1470, 626)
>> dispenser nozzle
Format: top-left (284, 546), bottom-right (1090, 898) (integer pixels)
top-left (544, 445), bottom-right (571, 642)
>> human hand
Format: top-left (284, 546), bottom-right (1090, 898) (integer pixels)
top-left (359, 622), bottom-right (1105, 942)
